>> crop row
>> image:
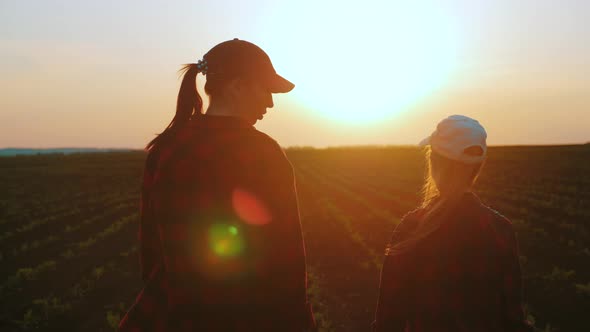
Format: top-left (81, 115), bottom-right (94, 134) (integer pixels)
top-left (296, 169), bottom-right (387, 331)
top-left (0, 211), bottom-right (139, 322)
top-left (6, 245), bottom-right (139, 331)
top-left (0, 194), bottom-right (138, 246)
top-left (2, 201), bottom-right (137, 263)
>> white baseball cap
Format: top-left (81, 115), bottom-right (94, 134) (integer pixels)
top-left (419, 115), bottom-right (487, 164)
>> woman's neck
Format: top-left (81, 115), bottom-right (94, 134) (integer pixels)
top-left (206, 100), bottom-right (238, 117)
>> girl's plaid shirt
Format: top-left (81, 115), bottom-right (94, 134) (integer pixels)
top-left (373, 193), bottom-right (534, 332)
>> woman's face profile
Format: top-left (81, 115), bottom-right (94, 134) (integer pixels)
top-left (229, 78), bottom-right (274, 124)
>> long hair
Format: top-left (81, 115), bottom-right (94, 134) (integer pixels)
top-left (387, 146), bottom-right (485, 255)
top-left (146, 64), bottom-right (203, 151)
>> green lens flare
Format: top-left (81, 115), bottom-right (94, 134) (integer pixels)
top-left (208, 224), bottom-right (243, 258)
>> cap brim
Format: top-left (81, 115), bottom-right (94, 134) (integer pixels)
top-left (267, 73), bottom-right (295, 93)
top-left (418, 136), bottom-right (431, 146)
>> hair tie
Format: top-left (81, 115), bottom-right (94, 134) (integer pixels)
top-left (196, 59), bottom-right (208, 75)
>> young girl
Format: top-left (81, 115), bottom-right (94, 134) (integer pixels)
top-left (373, 115), bottom-right (533, 331)
top-left (119, 39), bottom-right (315, 332)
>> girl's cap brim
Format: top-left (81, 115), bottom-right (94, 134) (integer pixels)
top-left (418, 136), bottom-right (431, 146)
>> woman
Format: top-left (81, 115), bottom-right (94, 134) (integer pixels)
top-left (373, 115), bottom-right (534, 331)
top-left (119, 39), bottom-right (315, 331)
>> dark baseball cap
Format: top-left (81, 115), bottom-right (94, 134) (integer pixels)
top-left (203, 38), bottom-right (294, 93)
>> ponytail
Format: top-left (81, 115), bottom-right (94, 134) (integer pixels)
top-left (146, 63), bottom-right (203, 151)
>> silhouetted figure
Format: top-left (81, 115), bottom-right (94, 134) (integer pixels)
top-left (119, 39), bottom-right (315, 332)
top-left (373, 115), bottom-right (534, 331)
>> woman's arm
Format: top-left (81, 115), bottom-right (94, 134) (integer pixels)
top-left (139, 151), bottom-right (163, 282)
top-left (257, 141), bottom-right (315, 330)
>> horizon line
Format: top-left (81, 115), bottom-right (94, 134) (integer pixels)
top-left (1, 142), bottom-right (588, 151)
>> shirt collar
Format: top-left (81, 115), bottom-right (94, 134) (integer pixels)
top-left (430, 191), bottom-right (481, 206)
top-left (188, 114), bottom-right (253, 129)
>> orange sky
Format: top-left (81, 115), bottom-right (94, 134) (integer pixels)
top-left (1, 1), bottom-right (588, 148)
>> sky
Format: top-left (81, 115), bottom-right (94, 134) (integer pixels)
top-left (0, 0), bottom-right (589, 148)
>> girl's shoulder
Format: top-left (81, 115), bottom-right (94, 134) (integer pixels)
top-left (476, 203), bottom-right (518, 249)
top-left (479, 203), bottom-right (513, 230)
top-left (401, 207), bottom-right (426, 223)
top-left (459, 193), bottom-right (515, 237)
top-left (395, 207), bottom-right (427, 233)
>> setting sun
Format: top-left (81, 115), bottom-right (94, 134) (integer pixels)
top-left (258, 1), bottom-right (459, 124)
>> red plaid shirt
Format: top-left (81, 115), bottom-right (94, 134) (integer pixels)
top-left (373, 193), bottom-right (534, 332)
top-left (119, 115), bottom-right (315, 332)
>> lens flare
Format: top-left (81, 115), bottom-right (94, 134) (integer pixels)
top-left (232, 187), bottom-right (272, 225)
top-left (208, 224), bottom-right (244, 258)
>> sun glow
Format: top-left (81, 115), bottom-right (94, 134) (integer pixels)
top-left (258, 1), bottom-right (460, 124)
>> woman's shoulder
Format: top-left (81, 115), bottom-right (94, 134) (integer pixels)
top-left (144, 146), bottom-right (164, 174)
top-left (251, 130), bottom-right (284, 153)
top-left (249, 131), bottom-right (292, 166)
